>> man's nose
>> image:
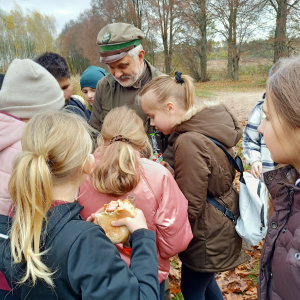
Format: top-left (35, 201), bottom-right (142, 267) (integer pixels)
top-left (115, 70), bottom-right (122, 78)
top-left (150, 120), bottom-right (155, 127)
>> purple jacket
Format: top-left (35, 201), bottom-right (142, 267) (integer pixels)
top-left (259, 165), bottom-right (300, 300)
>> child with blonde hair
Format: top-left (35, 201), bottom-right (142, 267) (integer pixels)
top-left (0, 110), bottom-right (159, 300)
top-left (257, 56), bottom-right (300, 300)
top-left (138, 72), bottom-right (248, 300)
top-left (78, 106), bottom-right (192, 300)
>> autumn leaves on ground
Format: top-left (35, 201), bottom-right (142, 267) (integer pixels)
top-left (167, 75), bottom-right (266, 300)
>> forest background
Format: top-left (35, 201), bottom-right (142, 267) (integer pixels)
top-left (1, 0), bottom-right (300, 82)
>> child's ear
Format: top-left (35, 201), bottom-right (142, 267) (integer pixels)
top-left (166, 101), bottom-right (175, 115)
top-left (83, 154), bottom-right (95, 175)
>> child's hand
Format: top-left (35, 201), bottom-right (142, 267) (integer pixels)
top-left (251, 161), bottom-right (262, 179)
top-left (111, 208), bottom-right (148, 233)
top-left (160, 161), bottom-right (175, 177)
top-left (86, 207), bottom-right (104, 225)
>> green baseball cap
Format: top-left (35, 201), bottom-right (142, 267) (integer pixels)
top-left (97, 23), bottom-right (145, 64)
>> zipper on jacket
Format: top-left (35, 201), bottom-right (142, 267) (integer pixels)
top-left (288, 188), bottom-right (294, 216)
top-left (289, 188), bottom-right (294, 205)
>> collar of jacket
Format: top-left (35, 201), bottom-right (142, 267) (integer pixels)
top-left (43, 201), bottom-right (84, 247)
top-left (174, 104), bottom-right (242, 148)
top-left (105, 59), bottom-right (162, 89)
top-left (175, 105), bottom-right (204, 126)
top-left (264, 165), bottom-right (300, 211)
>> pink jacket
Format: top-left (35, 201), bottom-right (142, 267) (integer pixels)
top-left (78, 155), bottom-right (193, 283)
top-left (0, 112), bottom-right (26, 291)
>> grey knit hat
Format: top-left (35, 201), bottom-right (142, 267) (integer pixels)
top-left (0, 59), bottom-right (65, 119)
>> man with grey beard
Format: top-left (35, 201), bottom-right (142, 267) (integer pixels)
top-left (89, 23), bottom-right (163, 141)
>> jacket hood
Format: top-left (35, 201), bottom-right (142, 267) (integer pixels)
top-left (0, 112), bottom-right (26, 151)
top-left (175, 104), bottom-right (242, 148)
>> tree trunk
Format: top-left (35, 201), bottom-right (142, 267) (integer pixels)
top-left (227, 3), bottom-right (234, 80)
top-left (199, 0), bottom-right (207, 81)
top-left (227, 44), bottom-right (233, 79)
top-left (233, 54), bottom-right (239, 81)
top-left (162, 34), bottom-right (171, 74)
top-left (274, 0), bottom-right (288, 61)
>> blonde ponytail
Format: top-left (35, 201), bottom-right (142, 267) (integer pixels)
top-left (9, 152), bottom-right (54, 285)
top-left (92, 106), bottom-right (152, 196)
top-left (137, 74), bottom-right (196, 111)
top-left (8, 111), bottom-right (93, 286)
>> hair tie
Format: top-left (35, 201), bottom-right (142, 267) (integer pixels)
top-left (110, 135), bottom-right (131, 145)
top-left (45, 155), bottom-right (54, 171)
top-left (174, 71), bottom-right (184, 84)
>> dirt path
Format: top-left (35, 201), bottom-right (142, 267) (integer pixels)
top-left (216, 90), bottom-right (265, 122)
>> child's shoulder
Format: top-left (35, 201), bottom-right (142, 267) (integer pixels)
top-left (140, 158), bottom-right (171, 177)
top-left (175, 131), bottom-right (207, 147)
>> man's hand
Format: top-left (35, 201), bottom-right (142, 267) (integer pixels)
top-left (251, 161), bottom-right (262, 179)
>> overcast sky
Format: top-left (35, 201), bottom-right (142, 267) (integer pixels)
top-left (0, 0), bottom-right (91, 33)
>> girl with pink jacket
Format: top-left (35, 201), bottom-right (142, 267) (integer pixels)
top-left (78, 107), bottom-right (192, 300)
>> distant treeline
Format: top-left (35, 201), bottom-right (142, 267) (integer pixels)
top-left (2, 1), bottom-right (300, 81)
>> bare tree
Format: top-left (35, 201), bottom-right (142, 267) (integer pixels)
top-left (150, 0), bottom-right (183, 74)
top-left (182, 0), bottom-right (210, 81)
top-left (266, 0), bottom-right (300, 61)
top-left (211, 0), bottom-right (266, 81)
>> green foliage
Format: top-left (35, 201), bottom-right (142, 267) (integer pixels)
top-left (0, 4), bottom-right (58, 72)
top-left (246, 261), bottom-right (260, 286)
top-left (67, 50), bottom-right (90, 75)
top-left (173, 292), bottom-right (184, 300)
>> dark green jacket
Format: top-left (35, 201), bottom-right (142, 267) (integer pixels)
top-left (0, 203), bottom-right (159, 300)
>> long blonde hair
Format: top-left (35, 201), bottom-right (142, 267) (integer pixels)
top-left (92, 106), bottom-right (152, 196)
top-left (8, 111), bottom-right (93, 286)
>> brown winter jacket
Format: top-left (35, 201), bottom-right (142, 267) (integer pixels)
top-left (258, 165), bottom-right (300, 300)
top-left (175, 104), bottom-right (248, 272)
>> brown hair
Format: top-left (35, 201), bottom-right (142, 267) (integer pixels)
top-left (8, 111), bottom-right (93, 286)
top-left (137, 74), bottom-right (196, 111)
top-left (265, 57), bottom-right (300, 218)
top-left (92, 106), bottom-right (152, 196)
top-left (266, 56), bottom-right (300, 129)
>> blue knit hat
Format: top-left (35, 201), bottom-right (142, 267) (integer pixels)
top-left (80, 66), bottom-right (107, 89)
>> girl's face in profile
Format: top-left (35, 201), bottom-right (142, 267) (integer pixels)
top-left (141, 91), bottom-right (175, 135)
top-left (258, 94), bottom-right (299, 168)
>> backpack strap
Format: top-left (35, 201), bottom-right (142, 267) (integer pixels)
top-left (207, 194), bottom-right (237, 225)
top-left (206, 136), bottom-right (245, 184)
top-left (204, 136), bottom-right (243, 225)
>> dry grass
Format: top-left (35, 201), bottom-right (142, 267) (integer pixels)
top-left (71, 74), bottom-right (87, 105)
top-left (195, 74), bottom-right (267, 98)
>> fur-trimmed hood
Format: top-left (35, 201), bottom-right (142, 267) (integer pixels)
top-left (174, 103), bottom-right (242, 148)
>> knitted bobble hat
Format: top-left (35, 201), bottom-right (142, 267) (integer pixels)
top-left (80, 66), bottom-right (107, 89)
top-left (0, 59), bottom-right (65, 119)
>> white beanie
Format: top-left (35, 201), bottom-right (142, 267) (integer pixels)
top-left (0, 59), bottom-right (65, 119)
